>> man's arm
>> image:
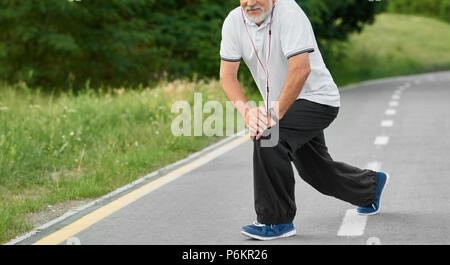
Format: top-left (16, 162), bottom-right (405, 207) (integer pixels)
top-left (219, 60), bottom-right (249, 118)
top-left (219, 59), bottom-right (268, 139)
top-left (273, 53), bottom-right (311, 120)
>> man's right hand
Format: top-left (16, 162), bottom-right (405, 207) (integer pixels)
top-left (245, 106), bottom-right (273, 140)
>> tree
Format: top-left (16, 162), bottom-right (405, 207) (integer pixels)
top-left (0, 0), bottom-right (385, 91)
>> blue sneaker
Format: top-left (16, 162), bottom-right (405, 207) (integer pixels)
top-left (241, 221), bottom-right (296, 240)
top-left (357, 172), bottom-right (390, 216)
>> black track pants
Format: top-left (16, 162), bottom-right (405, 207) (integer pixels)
top-left (253, 99), bottom-right (377, 225)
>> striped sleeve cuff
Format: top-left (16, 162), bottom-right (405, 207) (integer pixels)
top-left (286, 48), bottom-right (315, 59)
top-left (221, 57), bottom-right (241, 62)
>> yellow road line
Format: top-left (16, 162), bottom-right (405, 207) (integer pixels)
top-left (33, 135), bottom-right (249, 245)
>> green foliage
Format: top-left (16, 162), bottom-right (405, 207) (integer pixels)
top-left (332, 14), bottom-right (450, 86)
top-left (301, 0), bottom-right (386, 41)
top-left (387, 0), bottom-right (450, 22)
top-left (0, 0), bottom-right (169, 90)
top-left (0, 0), bottom-right (384, 91)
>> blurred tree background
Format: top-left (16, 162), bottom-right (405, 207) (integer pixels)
top-left (0, 0), bottom-right (386, 91)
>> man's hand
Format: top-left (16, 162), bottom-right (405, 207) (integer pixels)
top-left (245, 107), bottom-right (278, 140)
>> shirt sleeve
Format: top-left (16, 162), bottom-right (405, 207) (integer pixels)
top-left (220, 14), bottom-right (242, 62)
top-left (280, 9), bottom-right (315, 59)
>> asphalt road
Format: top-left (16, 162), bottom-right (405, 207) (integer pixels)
top-left (17, 71), bottom-right (450, 245)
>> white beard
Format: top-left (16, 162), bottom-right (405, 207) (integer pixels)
top-left (244, 2), bottom-right (273, 24)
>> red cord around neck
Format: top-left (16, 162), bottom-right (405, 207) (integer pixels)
top-left (241, 4), bottom-right (275, 116)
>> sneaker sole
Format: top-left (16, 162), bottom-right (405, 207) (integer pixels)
top-left (240, 229), bottom-right (296, 241)
top-left (357, 172), bottom-right (390, 216)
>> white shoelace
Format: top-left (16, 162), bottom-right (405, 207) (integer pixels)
top-left (253, 221), bottom-right (265, 227)
top-left (253, 221), bottom-right (274, 228)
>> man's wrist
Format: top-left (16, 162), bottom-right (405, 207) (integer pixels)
top-left (234, 101), bottom-right (250, 119)
top-left (269, 107), bottom-right (279, 123)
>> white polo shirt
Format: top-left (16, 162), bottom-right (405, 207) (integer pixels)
top-left (220, 0), bottom-right (340, 108)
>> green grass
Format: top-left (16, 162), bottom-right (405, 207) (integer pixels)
top-left (0, 80), bottom-right (261, 243)
top-left (331, 13), bottom-right (450, 86)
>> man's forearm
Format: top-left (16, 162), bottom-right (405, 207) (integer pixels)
top-left (220, 77), bottom-right (251, 118)
top-left (275, 65), bottom-right (311, 119)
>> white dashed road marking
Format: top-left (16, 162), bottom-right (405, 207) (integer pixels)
top-left (338, 209), bottom-right (368, 236)
top-left (367, 237), bottom-right (382, 245)
top-left (366, 161), bottom-right (382, 171)
top-left (392, 94), bottom-right (401, 100)
top-left (381, 120), bottom-right (394, 127)
top-left (338, 81), bottom-right (411, 239)
top-left (389, 101), bottom-right (399, 107)
top-left (374, 136), bottom-right (389, 146)
top-left (385, 109), bottom-right (397, 116)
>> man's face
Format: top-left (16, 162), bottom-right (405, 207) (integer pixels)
top-left (240, 0), bottom-right (274, 25)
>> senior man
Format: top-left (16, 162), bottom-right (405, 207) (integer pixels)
top-left (219, 0), bottom-right (390, 241)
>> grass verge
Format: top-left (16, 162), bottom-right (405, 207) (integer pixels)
top-left (0, 80), bottom-right (260, 243)
top-left (331, 13), bottom-right (450, 86)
